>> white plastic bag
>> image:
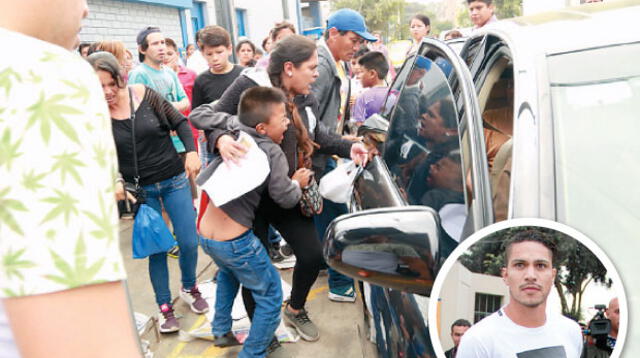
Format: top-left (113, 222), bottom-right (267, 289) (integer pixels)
top-left (319, 161), bottom-right (361, 203)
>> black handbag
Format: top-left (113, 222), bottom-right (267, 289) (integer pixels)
top-left (299, 175), bottom-right (323, 217)
top-left (117, 88), bottom-right (145, 217)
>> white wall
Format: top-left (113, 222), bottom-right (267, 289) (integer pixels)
top-left (233, 0), bottom-right (300, 46)
top-left (81, 0), bottom-right (184, 58)
top-left (438, 261), bottom-right (509, 351)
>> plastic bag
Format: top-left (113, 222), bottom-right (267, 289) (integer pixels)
top-left (132, 204), bottom-right (177, 259)
top-left (319, 161), bottom-right (362, 203)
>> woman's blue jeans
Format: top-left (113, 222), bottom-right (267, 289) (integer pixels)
top-left (142, 172), bottom-right (198, 306)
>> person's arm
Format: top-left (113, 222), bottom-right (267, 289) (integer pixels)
top-left (267, 145), bottom-right (307, 209)
top-left (171, 71), bottom-right (190, 112)
top-left (5, 281), bottom-right (141, 357)
top-left (212, 75), bottom-right (249, 115)
top-left (191, 77), bottom-right (205, 110)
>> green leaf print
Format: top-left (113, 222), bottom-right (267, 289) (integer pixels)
top-left (0, 187), bottom-right (27, 236)
top-left (2, 287), bottom-right (29, 298)
top-left (83, 194), bottom-right (116, 243)
top-left (41, 189), bottom-right (80, 225)
top-left (50, 151), bottom-right (85, 184)
top-left (21, 170), bottom-right (47, 191)
top-left (40, 51), bottom-right (60, 63)
top-left (45, 234), bottom-right (106, 288)
top-left (28, 70), bottom-right (42, 84)
top-left (2, 248), bottom-right (36, 280)
top-left (26, 92), bottom-right (82, 144)
top-left (0, 67), bottom-right (22, 96)
top-left (0, 128), bottom-right (22, 170)
top-left (62, 80), bottom-right (90, 104)
top-left (93, 143), bottom-right (108, 169)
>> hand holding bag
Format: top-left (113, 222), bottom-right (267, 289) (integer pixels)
top-left (132, 204), bottom-right (177, 259)
top-left (318, 160), bottom-right (362, 204)
top-left (297, 151), bottom-right (323, 217)
top-left (300, 175), bottom-right (323, 217)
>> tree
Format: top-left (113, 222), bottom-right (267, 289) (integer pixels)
top-left (493, 0), bottom-right (522, 19)
top-left (459, 226), bottom-right (611, 321)
top-left (331, 0), bottom-right (406, 41)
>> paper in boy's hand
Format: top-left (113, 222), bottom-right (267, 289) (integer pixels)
top-left (200, 131), bottom-right (270, 206)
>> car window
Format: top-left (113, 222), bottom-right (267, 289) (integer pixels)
top-left (382, 53), bottom-right (467, 244)
top-left (548, 41), bottom-right (640, 251)
top-left (381, 55), bottom-right (415, 119)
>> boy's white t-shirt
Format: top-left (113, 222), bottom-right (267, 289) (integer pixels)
top-left (456, 308), bottom-right (583, 358)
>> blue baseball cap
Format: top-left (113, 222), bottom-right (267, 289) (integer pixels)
top-left (327, 9), bottom-right (377, 42)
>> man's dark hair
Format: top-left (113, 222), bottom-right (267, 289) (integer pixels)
top-left (358, 51), bottom-right (388, 80)
top-left (451, 319), bottom-right (472, 331)
top-left (78, 42), bottom-right (91, 55)
top-left (502, 229), bottom-right (558, 265)
top-left (467, 0), bottom-right (493, 5)
top-left (200, 25), bottom-right (231, 49)
top-left (137, 26), bottom-right (161, 63)
top-left (323, 28), bottom-right (349, 40)
top-left (238, 87), bottom-right (287, 128)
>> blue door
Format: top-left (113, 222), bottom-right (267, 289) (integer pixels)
top-left (236, 8), bottom-right (247, 37)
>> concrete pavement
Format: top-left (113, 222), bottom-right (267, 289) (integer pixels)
top-left (118, 220), bottom-right (377, 358)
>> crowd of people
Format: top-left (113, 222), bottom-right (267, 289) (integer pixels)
top-left (0, 0), bottom-right (608, 357)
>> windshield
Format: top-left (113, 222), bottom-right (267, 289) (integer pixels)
top-left (548, 42), bottom-right (640, 247)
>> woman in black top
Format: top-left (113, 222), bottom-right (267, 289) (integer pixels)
top-left (190, 35), bottom-right (368, 344)
top-left (88, 52), bottom-right (207, 334)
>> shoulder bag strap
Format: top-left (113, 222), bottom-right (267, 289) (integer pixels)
top-left (128, 87), bottom-right (141, 189)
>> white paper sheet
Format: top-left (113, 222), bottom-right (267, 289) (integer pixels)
top-left (200, 131), bottom-right (270, 206)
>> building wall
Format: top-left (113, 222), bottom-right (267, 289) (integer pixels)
top-left (438, 261), bottom-right (509, 351)
top-left (232, 0), bottom-right (300, 48)
top-left (81, 0), bottom-right (185, 57)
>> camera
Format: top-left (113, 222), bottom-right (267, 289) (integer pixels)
top-left (584, 304), bottom-right (612, 354)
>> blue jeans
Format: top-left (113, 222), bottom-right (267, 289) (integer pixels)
top-left (200, 231), bottom-right (282, 358)
top-left (314, 158), bottom-right (354, 290)
top-left (142, 172), bottom-right (198, 306)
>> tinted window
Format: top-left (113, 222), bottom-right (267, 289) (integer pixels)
top-left (382, 52), bottom-right (467, 243)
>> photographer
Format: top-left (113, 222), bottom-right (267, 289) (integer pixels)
top-left (582, 298), bottom-right (619, 358)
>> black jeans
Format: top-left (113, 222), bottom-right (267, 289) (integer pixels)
top-left (242, 193), bottom-right (323, 318)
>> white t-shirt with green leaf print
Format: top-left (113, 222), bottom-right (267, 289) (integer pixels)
top-left (0, 29), bottom-right (126, 298)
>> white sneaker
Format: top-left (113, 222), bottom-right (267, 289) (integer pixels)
top-left (179, 286), bottom-right (209, 314)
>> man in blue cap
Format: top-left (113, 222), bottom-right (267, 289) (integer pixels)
top-left (308, 8), bottom-right (376, 310)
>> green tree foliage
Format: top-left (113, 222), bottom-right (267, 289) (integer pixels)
top-left (493, 0), bottom-right (522, 19)
top-left (331, 0), bottom-right (406, 41)
top-left (459, 226), bottom-right (610, 321)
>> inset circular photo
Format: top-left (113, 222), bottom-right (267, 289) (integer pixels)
top-left (428, 219), bottom-right (626, 358)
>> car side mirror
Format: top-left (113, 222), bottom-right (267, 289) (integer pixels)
top-left (323, 206), bottom-right (441, 296)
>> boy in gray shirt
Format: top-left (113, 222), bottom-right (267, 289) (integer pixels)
top-left (196, 87), bottom-right (311, 357)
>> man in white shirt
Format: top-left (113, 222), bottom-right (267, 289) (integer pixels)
top-left (0, 0), bottom-right (139, 356)
top-left (457, 229), bottom-right (583, 358)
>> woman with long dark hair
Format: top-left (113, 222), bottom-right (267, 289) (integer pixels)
top-left (87, 52), bottom-right (208, 334)
top-left (190, 34), bottom-right (367, 351)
